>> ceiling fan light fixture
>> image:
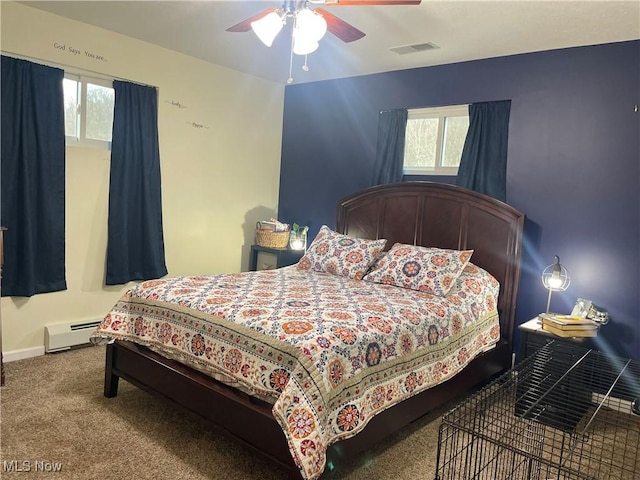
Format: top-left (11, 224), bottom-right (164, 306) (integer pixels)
top-left (228, 0), bottom-right (423, 83)
top-left (295, 8), bottom-right (328, 42)
top-left (293, 35), bottom-right (319, 55)
top-left (251, 11), bottom-right (285, 47)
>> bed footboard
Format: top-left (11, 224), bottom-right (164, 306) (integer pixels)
top-left (103, 338), bottom-right (511, 478)
top-left (103, 340), bottom-right (302, 478)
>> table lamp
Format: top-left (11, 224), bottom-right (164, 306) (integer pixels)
top-left (541, 255), bottom-right (570, 313)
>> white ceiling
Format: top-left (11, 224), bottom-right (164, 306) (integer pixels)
top-left (19, 1), bottom-right (640, 85)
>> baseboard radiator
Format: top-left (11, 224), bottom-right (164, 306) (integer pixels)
top-left (44, 320), bottom-right (102, 353)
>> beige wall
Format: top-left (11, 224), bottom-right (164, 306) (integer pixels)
top-left (0, 2), bottom-right (285, 353)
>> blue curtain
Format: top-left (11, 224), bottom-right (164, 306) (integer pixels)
top-left (371, 109), bottom-right (408, 185)
top-left (0, 56), bottom-right (67, 297)
top-left (106, 80), bottom-right (167, 285)
top-left (456, 100), bottom-right (511, 202)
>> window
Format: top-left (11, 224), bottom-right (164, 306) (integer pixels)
top-left (403, 104), bottom-right (469, 176)
top-left (63, 74), bottom-right (114, 149)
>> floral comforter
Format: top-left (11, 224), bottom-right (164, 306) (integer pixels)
top-left (91, 264), bottom-right (500, 480)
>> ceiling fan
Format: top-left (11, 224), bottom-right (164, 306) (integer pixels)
top-left (227, 0), bottom-right (422, 44)
top-left (226, 0), bottom-right (422, 83)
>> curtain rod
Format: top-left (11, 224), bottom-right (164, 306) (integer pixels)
top-left (1, 50), bottom-right (157, 89)
top-left (380, 100), bottom-right (512, 114)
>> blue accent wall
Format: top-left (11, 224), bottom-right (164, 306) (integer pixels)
top-left (278, 41), bottom-right (640, 360)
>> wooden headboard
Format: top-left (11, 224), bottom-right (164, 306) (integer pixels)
top-left (336, 181), bottom-right (525, 348)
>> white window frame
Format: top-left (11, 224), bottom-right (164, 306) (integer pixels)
top-left (64, 73), bottom-right (114, 150)
top-left (403, 104), bottom-right (469, 176)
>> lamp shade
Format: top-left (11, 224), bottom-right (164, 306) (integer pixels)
top-left (251, 11), bottom-right (284, 47)
top-left (295, 8), bottom-right (327, 41)
top-left (292, 8), bottom-right (326, 55)
top-left (542, 255), bottom-right (570, 291)
top-left (541, 255), bottom-right (570, 312)
top-left (293, 34), bottom-right (319, 55)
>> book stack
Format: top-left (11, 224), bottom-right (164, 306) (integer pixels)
top-left (539, 313), bottom-right (599, 338)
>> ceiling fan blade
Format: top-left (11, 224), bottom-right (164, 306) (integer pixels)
top-left (315, 8), bottom-right (366, 43)
top-left (226, 8), bottom-right (278, 33)
top-left (324, 0), bottom-right (421, 5)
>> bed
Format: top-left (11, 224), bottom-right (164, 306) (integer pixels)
top-left (93, 181), bottom-right (524, 479)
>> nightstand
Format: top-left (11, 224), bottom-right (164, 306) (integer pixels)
top-left (249, 245), bottom-right (304, 271)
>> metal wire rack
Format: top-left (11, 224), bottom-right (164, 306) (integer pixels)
top-left (435, 341), bottom-right (640, 480)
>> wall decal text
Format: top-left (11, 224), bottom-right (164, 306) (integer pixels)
top-left (186, 122), bottom-right (209, 129)
top-left (165, 100), bottom-right (188, 109)
top-left (53, 42), bottom-right (107, 62)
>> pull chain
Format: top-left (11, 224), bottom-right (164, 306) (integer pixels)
top-left (286, 11), bottom-right (296, 84)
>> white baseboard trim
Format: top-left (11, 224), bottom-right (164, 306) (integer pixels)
top-left (3, 346), bottom-right (46, 362)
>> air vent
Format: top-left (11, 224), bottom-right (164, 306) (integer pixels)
top-left (389, 42), bottom-right (439, 55)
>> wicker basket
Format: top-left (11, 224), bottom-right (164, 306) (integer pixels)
top-left (256, 229), bottom-right (290, 248)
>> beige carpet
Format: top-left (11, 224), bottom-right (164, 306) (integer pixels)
top-left (0, 345), bottom-right (447, 479)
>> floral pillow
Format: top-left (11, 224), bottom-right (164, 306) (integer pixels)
top-left (296, 225), bottom-right (387, 280)
top-left (363, 243), bottom-right (474, 296)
